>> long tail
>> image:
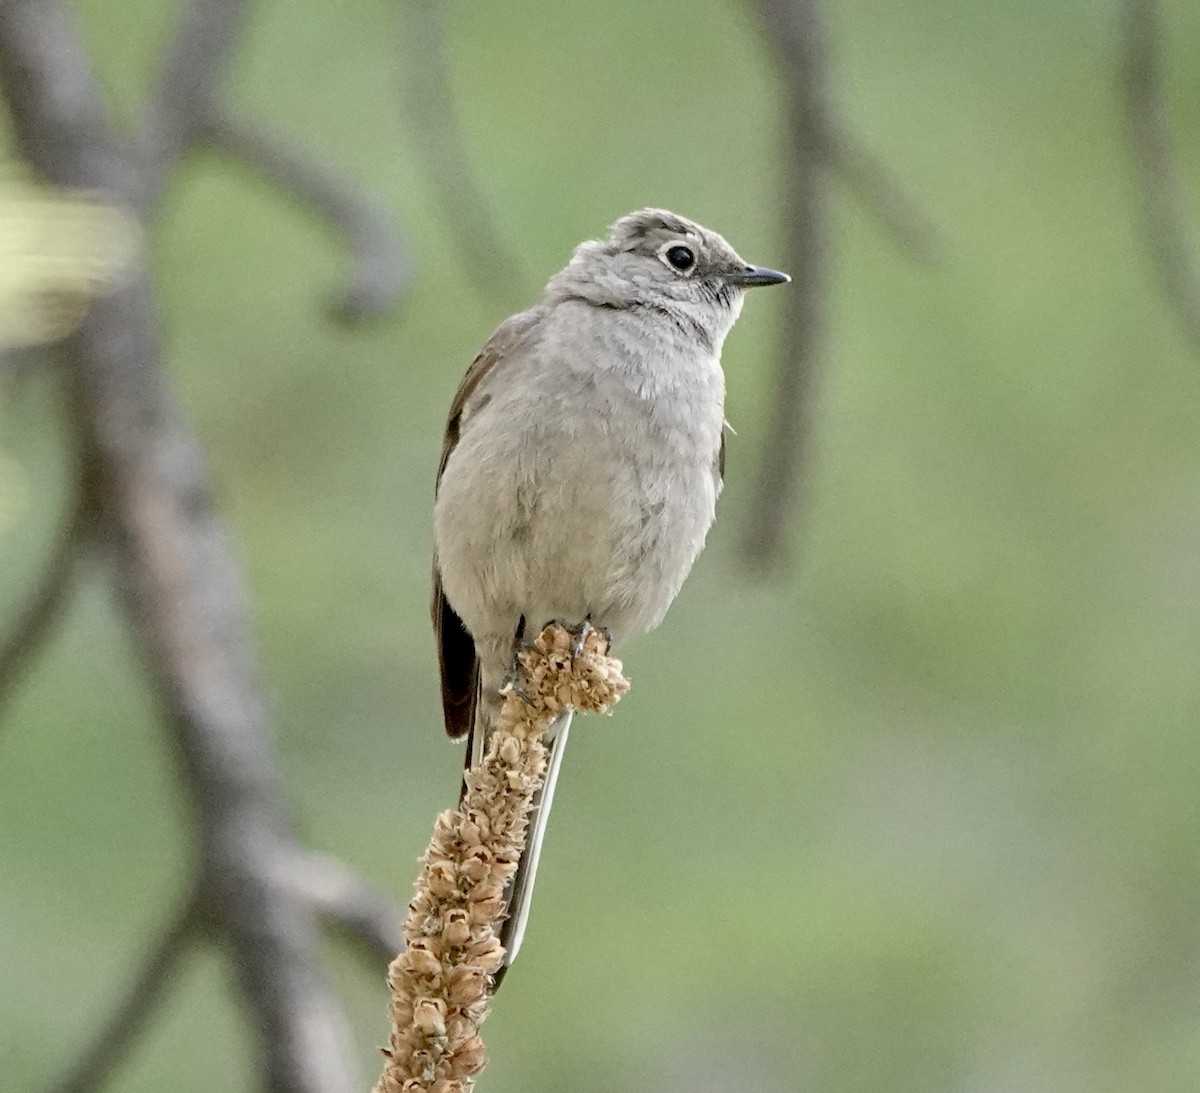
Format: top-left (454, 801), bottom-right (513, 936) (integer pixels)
top-left (465, 708), bottom-right (573, 991)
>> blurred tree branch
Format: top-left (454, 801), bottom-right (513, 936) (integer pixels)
top-left (0, 2), bottom-right (405, 1089)
top-left (742, 0), bottom-right (831, 573)
top-left (285, 850), bottom-right (406, 966)
top-left (742, 0), bottom-right (940, 572)
top-left (398, 0), bottom-right (528, 306)
top-left (45, 853), bottom-right (404, 1093)
top-left (47, 886), bottom-right (204, 1093)
top-left (0, 453), bottom-right (93, 725)
top-left (1121, 0), bottom-right (1200, 353)
top-left (135, 0), bottom-right (252, 209)
top-left (823, 123), bottom-right (942, 264)
top-left (199, 112), bottom-right (413, 321)
top-left (132, 0), bottom-right (412, 317)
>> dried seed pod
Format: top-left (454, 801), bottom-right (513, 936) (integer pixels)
top-left (441, 910), bottom-right (471, 948)
top-left (413, 998), bottom-right (447, 1038)
top-left (373, 623), bottom-right (628, 1093)
top-left (404, 944), bottom-right (442, 979)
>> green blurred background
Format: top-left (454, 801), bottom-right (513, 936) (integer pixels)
top-left (5, 0), bottom-right (1200, 1089)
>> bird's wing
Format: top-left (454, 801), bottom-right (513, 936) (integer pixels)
top-left (431, 308), bottom-right (543, 738)
top-left (431, 568), bottom-right (477, 740)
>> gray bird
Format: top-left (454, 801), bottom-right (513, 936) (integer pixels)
top-left (432, 208), bottom-right (788, 980)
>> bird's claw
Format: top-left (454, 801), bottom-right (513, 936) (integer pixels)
top-left (503, 655), bottom-right (534, 706)
top-left (571, 618), bottom-right (594, 659)
top-left (539, 616), bottom-right (613, 659)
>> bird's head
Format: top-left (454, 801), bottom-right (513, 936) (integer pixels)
top-left (547, 208), bottom-right (789, 326)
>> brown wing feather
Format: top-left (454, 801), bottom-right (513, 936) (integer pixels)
top-left (432, 567), bottom-right (478, 738)
top-left (432, 309), bottom-right (542, 738)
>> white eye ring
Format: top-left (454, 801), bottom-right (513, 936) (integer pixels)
top-left (659, 241), bottom-right (697, 274)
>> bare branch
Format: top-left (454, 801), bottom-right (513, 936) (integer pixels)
top-left (284, 851), bottom-right (404, 966)
top-left (0, 4), bottom-right (359, 1089)
top-left (200, 112), bottom-right (412, 321)
top-left (0, 1), bottom-right (132, 195)
top-left (1121, 0), bottom-right (1200, 352)
top-left (135, 0), bottom-right (251, 208)
top-left (142, 0), bottom-right (413, 321)
top-left (44, 889), bottom-right (202, 1093)
top-left (41, 851), bottom-right (402, 1093)
top-left (0, 466), bottom-right (91, 725)
top-left (824, 124), bottom-right (943, 263)
top-left (398, 0), bottom-right (527, 306)
top-left (741, 0), bottom-right (831, 572)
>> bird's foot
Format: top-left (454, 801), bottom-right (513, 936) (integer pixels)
top-left (541, 616), bottom-right (612, 659)
top-left (571, 617), bottom-right (594, 659)
top-left (501, 616), bottom-right (534, 704)
top-left (502, 657), bottom-right (534, 706)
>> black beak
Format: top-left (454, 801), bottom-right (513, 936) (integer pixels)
top-left (727, 264), bottom-right (791, 287)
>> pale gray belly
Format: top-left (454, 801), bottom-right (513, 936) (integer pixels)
top-left (434, 411), bottom-right (718, 649)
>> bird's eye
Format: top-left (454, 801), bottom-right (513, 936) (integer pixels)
top-left (664, 245), bottom-right (696, 272)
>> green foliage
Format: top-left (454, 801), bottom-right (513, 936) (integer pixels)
top-left (4, 0), bottom-right (1200, 1089)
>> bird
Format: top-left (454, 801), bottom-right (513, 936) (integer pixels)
top-left (431, 208), bottom-right (788, 982)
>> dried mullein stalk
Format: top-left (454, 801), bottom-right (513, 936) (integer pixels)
top-left (374, 622), bottom-right (629, 1093)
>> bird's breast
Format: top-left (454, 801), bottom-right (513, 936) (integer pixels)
top-left (434, 303), bottom-right (725, 644)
